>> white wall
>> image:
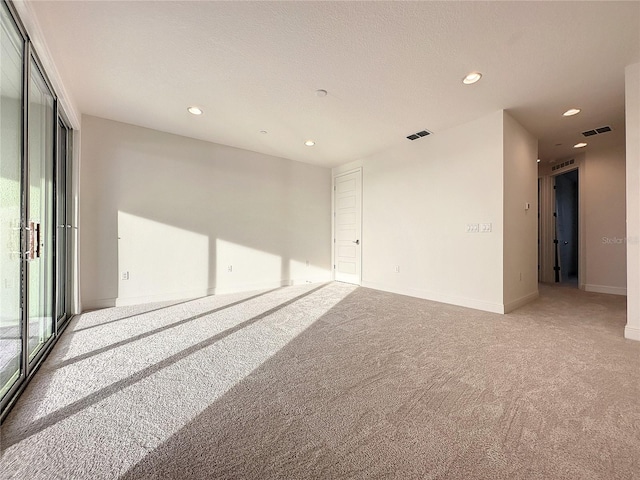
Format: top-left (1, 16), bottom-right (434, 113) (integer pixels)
top-left (358, 111), bottom-right (508, 313)
top-left (80, 115), bottom-right (331, 309)
top-left (583, 142), bottom-right (627, 295)
top-left (503, 112), bottom-right (539, 311)
top-left (626, 63), bottom-right (640, 340)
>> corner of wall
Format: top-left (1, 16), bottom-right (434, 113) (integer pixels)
top-left (502, 111), bottom-right (539, 311)
top-left (359, 110), bottom-right (506, 313)
top-left (625, 62), bottom-right (640, 340)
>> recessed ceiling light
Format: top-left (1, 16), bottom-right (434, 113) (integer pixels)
top-left (563, 108), bottom-right (581, 117)
top-left (304, 140), bottom-right (315, 147)
top-left (315, 89), bottom-right (328, 97)
top-left (574, 142), bottom-right (587, 148)
top-left (462, 72), bottom-right (482, 85)
top-left (187, 106), bottom-right (203, 115)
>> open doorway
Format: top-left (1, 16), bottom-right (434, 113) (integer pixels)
top-left (554, 169), bottom-right (579, 286)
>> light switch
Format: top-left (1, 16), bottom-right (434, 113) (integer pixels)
top-left (479, 223), bottom-right (492, 233)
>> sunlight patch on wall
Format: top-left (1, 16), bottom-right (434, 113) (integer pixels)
top-left (117, 212), bottom-right (209, 305)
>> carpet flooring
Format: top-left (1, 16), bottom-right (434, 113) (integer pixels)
top-left (0, 282), bottom-right (638, 479)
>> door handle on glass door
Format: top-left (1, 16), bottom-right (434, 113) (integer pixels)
top-left (34, 222), bottom-right (42, 258)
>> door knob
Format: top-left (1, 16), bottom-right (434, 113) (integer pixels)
top-left (353, 239), bottom-right (360, 245)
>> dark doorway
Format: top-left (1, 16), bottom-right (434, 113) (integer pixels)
top-left (554, 169), bottom-right (579, 286)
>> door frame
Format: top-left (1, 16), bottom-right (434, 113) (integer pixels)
top-left (332, 167), bottom-right (363, 284)
top-left (539, 163), bottom-right (585, 287)
top-left (54, 114), bottom-right (73, 334)
top-left (23, 39), bottom-right (59, 372)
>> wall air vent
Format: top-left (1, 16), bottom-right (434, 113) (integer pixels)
top-left (582, 125), bottom-right (612, 137)
top-left (551, 158), bottom-right (575, 172)
top-left (406, 129), bottom-right (432, 141)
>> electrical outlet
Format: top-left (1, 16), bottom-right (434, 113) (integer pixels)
top-left (479, 223), bottom-right (492, 233)
top-left (395, 265), bottom-right (400, 273)
top-left (466, 223), bottom-right (479, 233)
top-left (121, 271), bottom-right (130, 280)
top-left (227, 265), bottom-right (233, 273)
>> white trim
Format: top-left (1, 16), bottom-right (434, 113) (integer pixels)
top-left (72, 129), bottom-right (82, 315)
top-left (333, 166), bottom-right (363, 178)
top-left (538, 155), bottom-right (585, 286)
top-left (83, 298), bottom-right (117, 310)
top-left (361, 281), bottom-right (506, 314)
top-left (12, 1), bottom-right (81, 129)
top-left (88, 278), bottom-right (330, 309)
top-left (584, 284), bottom-right (627, 296)
top-left (332, 160), bottom-right (363, 177)
top-left (332, 168), bottom-right (363, 285)
top-left (210, 278), bottom-right (328, 296)
top-left (115, 290), bottom-right (208, 307)
top-left (503, 290), bottom-right (539, 313)
top-left (624, 325), bottom-right (640, 341)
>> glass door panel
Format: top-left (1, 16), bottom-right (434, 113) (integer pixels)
top-left (55, 119), bottom-right (68, 325)
top-left (27, 59), bottom-right (54, 361)
top-left (0, 1), bottom-right (25, 398)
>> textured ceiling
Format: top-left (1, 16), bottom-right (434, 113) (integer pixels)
top-left (30, 1), bottom-right (640, 167)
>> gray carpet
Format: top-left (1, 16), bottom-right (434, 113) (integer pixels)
top-left (1, 282), bottom-right (638, 479)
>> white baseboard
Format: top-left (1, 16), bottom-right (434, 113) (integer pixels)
top-left (361, 281), bottom-right (506, 314)
top-left (82, 298), bottom-right (117, 311)
top-left (624, 325), bottom-right (640, 341)
top-left (210, 280), bottom-right (291, 296)
top-left (504, 291), bottom-right (539, 314)
top-left (209, 277), bottom-right (328, 296)
top-left (87, 278), bottom-right (330, 311)
top-left (584, 284), bottom-right (627, 296)
top-left (115, 289), bottom-right (209, 307)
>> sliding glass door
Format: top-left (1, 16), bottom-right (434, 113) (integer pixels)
top-left (55, 119), bottom-right (70, 328)
top-left (0, 0), bottom-right (24, 400)
top-left (27, 59), bottom-right (55, 361)
top-left (0, 0), bottom-right (73, 419)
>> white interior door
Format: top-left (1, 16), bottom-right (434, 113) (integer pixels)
top-left (333, 170), bottom-right (362, 284)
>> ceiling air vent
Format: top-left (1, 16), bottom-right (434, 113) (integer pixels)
top-left (551, 158), bottom-right (575, 172)
top-left (582, 125), bottom-right (612, 137)
top-left (406, 129), bottom-right (432, 141)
